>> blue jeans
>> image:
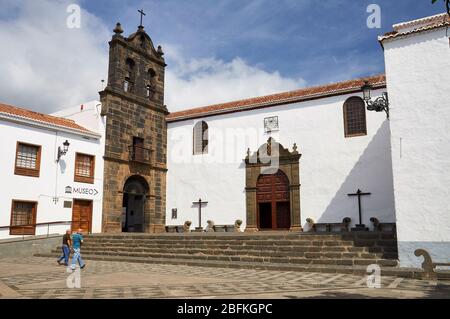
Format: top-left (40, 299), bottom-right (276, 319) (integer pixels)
top-left (71, 248), bottom-right (85, 269)
top-left (57, 245), bottom-right (70, 265)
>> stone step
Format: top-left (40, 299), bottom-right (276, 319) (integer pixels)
top-left (51, 250), bottom-right (399, 262)
top-left (51, 248), bottom-right (380, 260)
top-left (86, 232), bottom-right (397, 241)
top-left (68, 244), bottom-right (367, 253)
top-left (82, 238), bottom-right (398, 249)
top-left (84, 238), bottom-right (362, 245)
top-left (75, 243), bottom-right (398, 254)
top-left (55, 246), bottom-right (398, 259)
top-left (76, 242), bottom-right (364, 249)
top-left (34, 253), bottom-right (422, 279)
top-left (45, 250), bottom-right (399, 267)
top-left (86, 234), bottom-right (346, 241)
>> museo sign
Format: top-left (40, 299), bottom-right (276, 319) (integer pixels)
top-left (65, 186), bottom-right (99, 196)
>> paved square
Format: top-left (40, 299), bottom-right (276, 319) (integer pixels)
top-left (0, 257), bottom-right (449, 299)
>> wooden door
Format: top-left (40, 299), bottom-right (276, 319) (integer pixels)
top-left (256, 170), bottom-right (290, 230)
top-left (72, 200), bottom-right (92, 233)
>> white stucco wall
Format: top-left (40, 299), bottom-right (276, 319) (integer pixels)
top-left (0, 103), bottom-right (105, 240)
top-left (166, 89), bottom-right (395, 231)
top-left (383, 26), bottom-right (450, 267)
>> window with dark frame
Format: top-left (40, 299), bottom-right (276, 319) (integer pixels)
top-left (132, 137), bottom-right (145, 162)
top-left (10, 201), bottom-right (37, 235)
top-left (14, 142), bottom-right (41, 177)
top-left (74, 153), bottom-right (95, 184)
top-left (343, 97), bottom-right (367, 138)
top-left (193, 121), bottom-right (208, 155)
top-left (124, 58), bottom-right (135, 93)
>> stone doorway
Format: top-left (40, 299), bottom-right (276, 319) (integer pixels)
top-left (245, 138), bottom-right (302, 232)
top-left (122, 175), bottom-right (149, 233)
top-left (257, 170), bottom-right (291, 230)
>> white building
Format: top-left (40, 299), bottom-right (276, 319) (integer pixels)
top-left (166, 13), bottom-right (450, 267)
top-left (166, 76), bottom-right (395, 232)
top-left (380, 13), bottom-right (450, 267)
top-left (0, 101), bottom-right (105, 239)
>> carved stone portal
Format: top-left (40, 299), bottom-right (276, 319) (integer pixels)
top-left (244, 138), bottom-right (302, 232)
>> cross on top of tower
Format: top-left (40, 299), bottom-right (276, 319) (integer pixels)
top-left (138, 9), bottom-right (146, 27)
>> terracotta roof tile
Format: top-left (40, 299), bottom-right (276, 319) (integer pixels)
top-left (167, 74), bottom-right (386, 122)
top-left (380, 13), bottom-right (449, 41)
top-left (0, 103), bottom-right (92, 133)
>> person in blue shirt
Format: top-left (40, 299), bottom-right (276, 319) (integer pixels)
top-left (71, 228), bottom-right (86, 270)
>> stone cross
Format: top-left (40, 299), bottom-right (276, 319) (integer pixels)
top-left (348, 189), bottom-right (371, 230)
top-left (192, 198), bottom-right (208, 231)
top-left (138, 9), bottom-right (146, 27)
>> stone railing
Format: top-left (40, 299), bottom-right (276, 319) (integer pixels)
top-left (307, 217), bottom-right (351, 233)
top-left (370, 217), bottom-right (396, 233)
top-left (165, 221), bottom-right (192, 233)
top-left (165, 220), bottom-right (244, 233)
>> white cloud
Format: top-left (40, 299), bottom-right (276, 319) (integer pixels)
top-left (0, 0), bottom-right (109, 113)
top-left (0, 0), bottom-right (306, 114)
top-left (164, 45), bottom-right (306, 111)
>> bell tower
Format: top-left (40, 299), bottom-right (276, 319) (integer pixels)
top-left (100, 19), bottom-right (168, 233)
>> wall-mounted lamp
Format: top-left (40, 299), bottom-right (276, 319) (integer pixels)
top-left (57, 140), bottom-right (70, 163)
top-left (361, 81), bottom-right (390, 119)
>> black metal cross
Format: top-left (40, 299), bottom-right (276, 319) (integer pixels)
top-left (193, 198), bottom-right (208, 230)
top-left (138, 9), bottom-right (146, 27)
top-left (348, 189), bottom-right (371, 226)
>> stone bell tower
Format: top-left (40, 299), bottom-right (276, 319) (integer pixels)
top-left (100, 20), bottom-right (168, 233)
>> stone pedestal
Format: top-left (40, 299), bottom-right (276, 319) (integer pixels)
top-left (351, 224), bottom-right (369, 232)
top-left (289, 225), bottom-right (303, 232)
top-left (245, 226), bottom-right (259, 233)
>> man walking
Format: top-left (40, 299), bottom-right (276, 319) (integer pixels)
top-left (71, 228), bottom-right (86, 270)
top-left (57, 230), bottom-right (71, 266)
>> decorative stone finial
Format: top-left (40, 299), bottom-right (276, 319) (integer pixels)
top-left (293, 143), bottom-right (298, 152)
top-left (113, 22), bottom-right (123, 35)
top-left (157, 45), bottom-right (164, 56)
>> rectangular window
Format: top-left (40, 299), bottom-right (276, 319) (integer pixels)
top-left (14, 142), bottom-right (41, 177)
top-left (74, 153), bottom-right (95, 184)
top-left (10, 201), bottom-right (37, 235)
top-left (133, 137), bottom-right (145, 162)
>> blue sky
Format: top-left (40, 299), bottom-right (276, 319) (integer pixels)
top-left (80, 0), bottom-right (442, 84)
top-left (0, 0), bottom-right (444, 113)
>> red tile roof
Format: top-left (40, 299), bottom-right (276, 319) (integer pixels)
top-left (0, 103), bottom-right (92, 133)
top-left (167, 74), bottom-right (386, 122)
top-left (379, 13), bottom-right (449, 42)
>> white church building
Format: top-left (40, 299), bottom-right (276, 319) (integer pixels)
top-left (0, 13), bottom-right (448, 268)
top-left (165, 13), bottom-right (450, 267)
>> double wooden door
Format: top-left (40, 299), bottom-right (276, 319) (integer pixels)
top-left (256, 170), bottom-right (291, 230)
top-left (72, 200), bottom-right (92, 233)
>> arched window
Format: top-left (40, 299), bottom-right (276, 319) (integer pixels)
top-left (124, 58), bottom-right (135, 92)
top-left (343, 97), bottom-right (367, 137)
top-left (193, 121), bottom-right (208, 155)
top-left (146, 68), bottom-right (156, 99)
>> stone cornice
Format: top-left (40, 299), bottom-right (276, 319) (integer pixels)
top-left (99, 87), bottom-right (169, 116)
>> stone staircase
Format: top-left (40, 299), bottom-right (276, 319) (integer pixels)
top-left (35, 231), bottom-right (419, 277)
